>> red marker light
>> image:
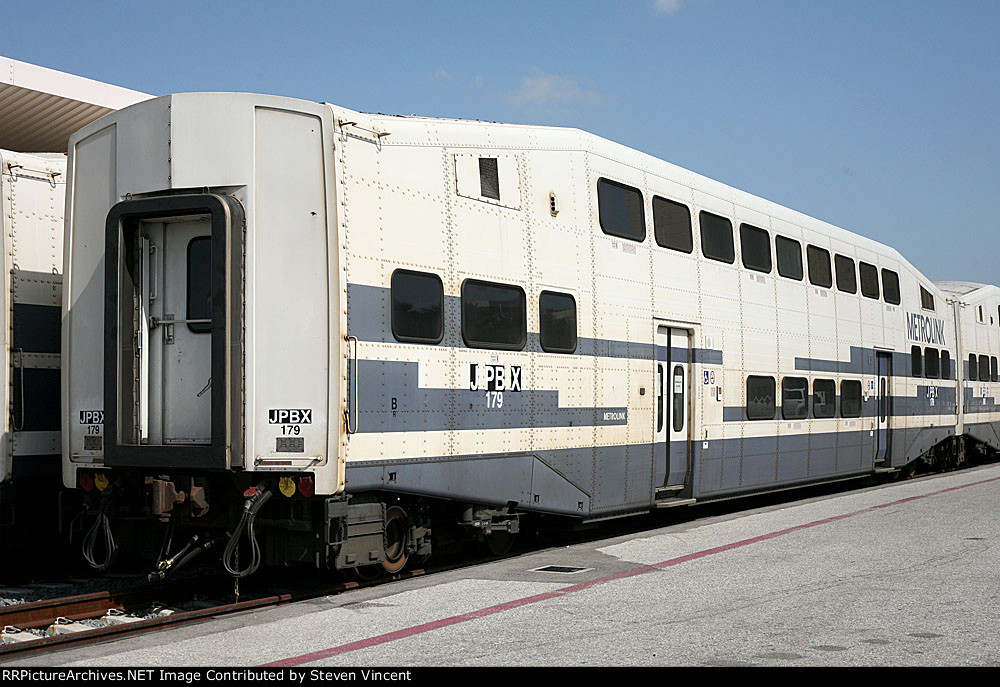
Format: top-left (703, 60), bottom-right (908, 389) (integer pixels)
top-left (78, 472), bottom-right (94, 492)
top-left (297, 476), bottom-right (315, 498)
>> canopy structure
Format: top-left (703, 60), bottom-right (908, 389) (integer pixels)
top-left (0, 56), bottom-right (151, 153)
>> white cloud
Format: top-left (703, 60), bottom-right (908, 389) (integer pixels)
top-left (651, 0), bottom-right (686, 14)
top-left (503, 70), bottom-right (602, 112)
top-left (430, 69), bottom-right (453, 82)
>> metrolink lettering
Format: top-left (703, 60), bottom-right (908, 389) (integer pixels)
top-left (906, 312), bottom-right (946, 346)
top-left (469, 364), bottom-right (523, 392)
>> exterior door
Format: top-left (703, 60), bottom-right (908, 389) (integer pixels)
top-left (875, 351), bottom-right (891, 464)
top-left (139, 218), bottom-right (213, 444)
top-left (654, 325), bottom-right (691, 491)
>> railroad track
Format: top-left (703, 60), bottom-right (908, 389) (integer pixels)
top-left (0, 570), bottom-right (427, 659)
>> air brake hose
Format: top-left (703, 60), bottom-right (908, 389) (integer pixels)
top-left (81, 486), bottom-right (120, 571)
top-left (222, 485), bottom-right (272, 578)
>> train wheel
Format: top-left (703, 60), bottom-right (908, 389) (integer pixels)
top-left (482, 529), bottom-right (515, 557)
top-left (381, 505), bottom-right (409, 574)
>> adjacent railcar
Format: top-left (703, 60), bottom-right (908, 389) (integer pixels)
top-left (61, 93), bottom-right (998, 576)
top-left (0, 150), bottom-right (64, 559)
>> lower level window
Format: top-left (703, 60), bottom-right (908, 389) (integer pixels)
top-left (782, 377), bottom-right (809, 420)
top-left (746, 376), bottom-right (776, 420)
top-left (461, 279), bottom-right (526, 350)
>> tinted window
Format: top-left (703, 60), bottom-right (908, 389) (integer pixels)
top-left (969, 354), bottom-right (978, 381)
top-left (806, 245), bottom-right (832, 288)
top-left (859, 262), bottom-right (879, 299)
top-left (834, 255), bottom-right (857, 294)
top-left (920, 286), bottom-right (935, 311)
top-left (461, 280), bottom-right (526, 350)
top-left (980, 355), bottom-right (990, 381)
top-left (911, 345), bottom-right (922, 377)
top-left (598, 178), bottom-right (645, 242)
top-left (813, 379), bottom-right (836, 418)
top-left (479, 157), bottom-right (500, 200)
top-left (740, 223), bottom-right (771, 273)
top-left (841, 380), bottom-right (862, 418)
top-left (882, 269), bottom-right (900, 305)
top-left (924, 347), bottom-right (939, 379)
top-left (187, 237), bottom-right (212, 334)
top-left (652, 196), bottom-right (692, 253)
top-left (782, 377), bottom-right (809, 420)
top-left (775, 236), bottom-right (803, 280)
top-left (993, 356), bottom-right (998, 382)
top-left (539, 291), bottom-right (577, 353)
top-left (746, 376), bottom-right (776, 420)
top-left (672, 365), bottom-right (685, 432)
top-left (941, 350), bottom-right (951, 380)
top-left (391, 270), bottom-right (443, 344)
top-left (700, 211), bottom-right (735, 263)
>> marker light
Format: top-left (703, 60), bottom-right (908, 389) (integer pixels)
top-left (297, 476), bottom-right (315, 498)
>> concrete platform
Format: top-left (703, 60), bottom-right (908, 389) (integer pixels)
top-left (5, 463), bottom-right (1000, 667)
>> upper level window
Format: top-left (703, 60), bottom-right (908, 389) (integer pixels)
top-left (652, 196), bottom-right (692, 253)
top-left (700, 211), bottom-right (735, 263)
top-left (834, 255), bottom-right (857, 294)
top-left (859, 262), bottom-right (880, 300)
top-left (598, 178), bottom-right (645, 242)
top-left (538, 291), bottom-right (577, 353)
top-left (882, 269), bottom-right (900, 305)
top-left (740, 223), bottom-right (771, 273)
top-left (920, 286), bottom-right (935, 311)
top-left (806, 245), bottom-right (832, 288)
top-left (187, 237), bottom-right (212, 334)
top-left (461, 279), bottom-right (526, 350)
top-left (391, 269), bottom-right (444, 344)
top-left (775, 236), bottom-right (803, 280)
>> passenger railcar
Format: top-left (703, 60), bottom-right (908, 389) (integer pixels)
top-left (0, 150), bottom-right (64, 560)
top-left (61, 93), bottom-right (998, 576)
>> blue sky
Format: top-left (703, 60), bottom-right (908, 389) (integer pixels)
top-left (5, 0), bottom-right (998, 284)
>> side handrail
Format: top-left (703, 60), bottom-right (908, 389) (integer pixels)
top-left (345, 335), bottom-right (359, 434)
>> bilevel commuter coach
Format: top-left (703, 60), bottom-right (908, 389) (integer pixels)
top-left (61, 92), bottom-right (1000, 577)
top-left (0, 150), bottom-right (64, 558)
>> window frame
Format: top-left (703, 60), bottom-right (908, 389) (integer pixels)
top-left (746, 375), bottom-right (776, 420)
top-left (460, 278), bottom-right (528, 351)
top-left (597, 177), bottom-right (646, 242)
top-left (841, 380), bottom-right (863, 418)
top-left (924, 347), bottom-right (940, 379)
top-left (739, 223), bottom-right (772, 273)
top-left (806, 245), bottom-right (833, 289)
top-left (186, 236), bottom-right (212, 334)
top-left (834, 254), bottom-right (857, 294)
top-left (813, 379), bottom-right (837, 418)
top-left (781, 376), bottom-right (809, 420)
top-left (390, 268), bottom-right (445, 345)
top-left (911, 345), bottom-right (923, 378)
top-left (859, 262), bottom-right (880, 300)
top-left (699, 210), bottom-right (736, 264)
top-left (538, 290), bottom-right (578, 354)
top-left (652, 195), bottom-right (693, 253)
top-left (881, 269), bottom-right (901, 305)
top-left (775, 235), bottom-right (803, 281)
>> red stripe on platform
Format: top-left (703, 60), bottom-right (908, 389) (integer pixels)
top-left (263, 473), bottom-right (1000, 667)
